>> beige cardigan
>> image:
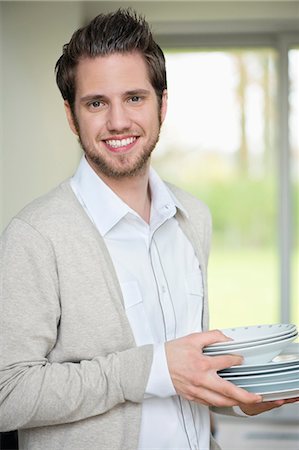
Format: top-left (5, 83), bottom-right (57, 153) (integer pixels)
top-left (0, 180), bottom-right (221, 450)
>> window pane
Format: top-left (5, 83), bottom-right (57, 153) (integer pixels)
top-left (153, 49), bottom-right (279, 328)
top-left (289, 48), bottom-right (299, 326)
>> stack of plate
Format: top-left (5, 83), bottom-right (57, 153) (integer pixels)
top-left (218, 342), bottom-right (299, 401)
top-left (203, 323), bottom-right (298, 365)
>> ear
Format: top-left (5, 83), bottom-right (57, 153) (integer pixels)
top-left (64, 101), bottom-right (79, 136)
top-left (160, 89), bottom-right (168, 124)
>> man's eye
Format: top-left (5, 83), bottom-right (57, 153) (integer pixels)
top-left (129, 96), bottom-right (141, 103)
top-left (88, 100), bottom-right (102, 109)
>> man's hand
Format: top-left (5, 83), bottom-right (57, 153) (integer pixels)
top-left (165, 330), bottom-right (262, 407)
top-left (240, 397), bottom-right (299, 415)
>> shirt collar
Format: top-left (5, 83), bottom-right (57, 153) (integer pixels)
top-left (71, 157), bottom-right (131, 235)
top-left (71, 156), bottom-right (188, 236)
top-left (148, 168), bottom-right (188, 225)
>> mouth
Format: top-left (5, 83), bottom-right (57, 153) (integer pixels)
top-left (103, 136), bottom-right (138, 153)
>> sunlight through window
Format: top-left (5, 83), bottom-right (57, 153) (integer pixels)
top-left (153, 49), bottom-right (279, 328)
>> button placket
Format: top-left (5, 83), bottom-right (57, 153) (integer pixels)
top-left (149, 235), bottom-right (177, 341)
top-left (180, 398), bottom-right (200, 450)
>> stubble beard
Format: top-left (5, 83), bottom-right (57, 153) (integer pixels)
top-left (78, 132), bottom-right (160, 179)
top-left (75, 109), bottom-right (162, 179)
top-left (72, 103), bottom-right (163, 179)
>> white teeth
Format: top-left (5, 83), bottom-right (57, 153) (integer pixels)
top-left (106, 137), bottom-right (136, 148)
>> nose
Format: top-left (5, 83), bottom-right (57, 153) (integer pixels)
top-left (106, 102), bottom-right (132, 132)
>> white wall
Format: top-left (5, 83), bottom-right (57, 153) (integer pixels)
top-left (1, 1), bottom-right (83, 231)
top-left (83, 1), bottom-right (299, 32)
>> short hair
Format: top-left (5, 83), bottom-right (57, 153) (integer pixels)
top-left (55, 8), bottom-right (167, 113)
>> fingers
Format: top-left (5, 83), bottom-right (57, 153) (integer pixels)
top-left (261, 397), bottom-right (299, 408)
top-left (184, 332), bottom-right (245, 369)
top-left (196, 370), bottom-right (261, 405)
top-left (282, 397), bottom-right (299, 404)
top-left (240, 396), bottom-right (299, 415)
top-left (209, 353), bottom-right (244, 370)
top-left (240, 399), bottom-right (283, 415)
top-left (176, 377), bottom-right (261, 407)
top-left (215, 378), bottom-right (262, 405)
top-left (165, 332), bottom-right (262, 408)
top-left (180, 385), bottom-right (242, 407)
top-left (173, 357), bottom-right (261, 406)
top-left (188, 329), bottom-right (233, 349)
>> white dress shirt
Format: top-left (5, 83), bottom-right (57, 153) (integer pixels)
top-left (71, 157), bottom-right (210, 450)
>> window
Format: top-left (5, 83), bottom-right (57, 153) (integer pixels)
top-left (152, 43), bottom-right (298, 329)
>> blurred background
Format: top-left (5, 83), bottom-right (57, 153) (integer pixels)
top-left (0, 1), bottom-right (299, 448)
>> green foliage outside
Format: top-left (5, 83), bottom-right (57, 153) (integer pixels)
top-left (187, 177), bottom-right (298, 329)
top-left (183, 177), bottom-right (278, 248)
top-left (208, 247), bottom-right (279, 329)
top-left (153, 158), bottom-right (299, 329)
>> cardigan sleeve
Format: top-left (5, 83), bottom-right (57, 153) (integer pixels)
top-left (0, 218), bottom-right (153, 431)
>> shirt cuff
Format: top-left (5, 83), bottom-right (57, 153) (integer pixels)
top-left (144, 343), bottom-right (177, 398)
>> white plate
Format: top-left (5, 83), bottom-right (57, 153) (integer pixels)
top-left (204, 334), bottom-right (297, 364)
top-left (259, 388), bottom-right (299, 402)
top-left (207, 324), bottom-right (297, 347)
top-left (205, 330), bottom-right (298, 352)
top-left (218, 343), bottom-right (299, 373)
top-left (237, 378), bottom-right (299, 389)
top-left (206, 332), bottom-right (297, 352)
top-left (239, 381), bottom-right (299, 402)
top-left (225, 368), bottom-right (299, 385)
top-left (219, 362), bottom-right (299, 377)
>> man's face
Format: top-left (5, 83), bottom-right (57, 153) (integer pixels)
top-left (65, 52), bottom-right (167, 179)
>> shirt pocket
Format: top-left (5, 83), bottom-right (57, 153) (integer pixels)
top-left (120, 280), bottom-right (153, 346)
top-left (185, 271), bottom-right (204, 333)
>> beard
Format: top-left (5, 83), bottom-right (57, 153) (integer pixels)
top-left (78, 131), bottom-right (160, 179)
top-left (74, 104), bottom-right (162, 180)
top-left (72, 105), bottom-right (163, 179)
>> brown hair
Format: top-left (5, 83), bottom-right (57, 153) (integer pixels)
top-left (55, 8), bottom-right (167, 114)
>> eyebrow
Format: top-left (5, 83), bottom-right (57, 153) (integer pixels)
top-left (125, 89), bottom-right (151, 97)
top-left (79, 89), bottom-right (151, 104)
top-left (79, 94), bottom-right (106, 104)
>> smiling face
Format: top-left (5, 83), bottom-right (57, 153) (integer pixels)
top-left (65, 52), bottom-right (167, 181)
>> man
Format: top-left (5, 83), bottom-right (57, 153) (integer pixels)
top-left (0, 9), bottom-right (297, 450)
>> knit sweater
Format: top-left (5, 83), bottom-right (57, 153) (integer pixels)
top-left (0, 180), bottom-right (221, 450)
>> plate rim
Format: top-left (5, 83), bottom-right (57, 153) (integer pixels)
top-left (208, 324), bottom-right (297, 347)
top-left (219, 363), bottom-right (299, 377)
top-left (237, 378), bottom-right (299, 388)
top-left (204, 334), bottom-right (297, 356)
top-left (221, 366), bottom-right (299, 379)
top-left (205, 330), bottom-right (298, 352)
top-left (259, 388), bottom-right (299, 401)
